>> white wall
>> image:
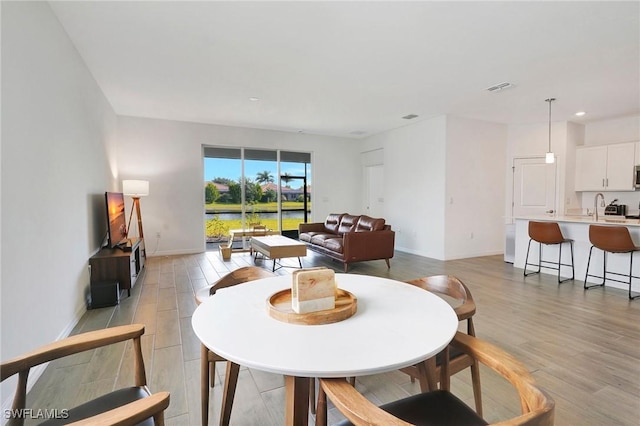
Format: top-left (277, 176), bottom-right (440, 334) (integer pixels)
top-left (584, 114), bottom-right (640, 146)
top-left (116, 116), bottom-right (361, 255)
top-left (360, 115), bottom-right (506, 260)
top-left (564, 121), bottom-right (585, 210)
top-left (445, 116), bottom-right (506, 259)
top-left (1, 1), bottom-right (117, 401)
top-left (361, 117), bottom-right (447, 258)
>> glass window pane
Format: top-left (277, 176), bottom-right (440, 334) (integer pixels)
top-left (280, 151), bottom-right (311, 233)
top-left (204, 155), bottom-right (242, 242)
top-left (244, 150), bottom-right (277, 230)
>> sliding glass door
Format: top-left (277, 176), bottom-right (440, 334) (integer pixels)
top-left (279, 151), bottom-right (311, 238)
top-left (204, 147), bottom-right (311, 244)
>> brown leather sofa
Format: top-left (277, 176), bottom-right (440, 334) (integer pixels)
top-left (299, 213), bottom-right (395, 272)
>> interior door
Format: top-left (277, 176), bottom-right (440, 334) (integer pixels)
top-left (512, 157), bottom-right (557, 218)
top-left (365, 164), bottom-right (384, 218)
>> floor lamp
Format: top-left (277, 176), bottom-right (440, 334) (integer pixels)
top-left (123, 180), bottom-right (149, 240)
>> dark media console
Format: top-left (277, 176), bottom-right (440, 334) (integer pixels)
top-left (89, 237), bottom-right (145, 298)
top-left (118, 238), bottom-right (135, 252)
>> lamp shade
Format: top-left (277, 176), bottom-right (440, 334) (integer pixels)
top-left (122, 180), bottom-right (149, 197)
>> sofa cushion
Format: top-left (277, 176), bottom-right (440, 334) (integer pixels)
top-left (356, 215), bottom-right (386, 232)
top-left (337, 214), bottom-right (360, 234)
top-left (324, 237), bottom-right (344, 254)
top-left (324, 213), bottom-right (345, 234)
top-left (299, 232), bottom-right (322, 242)
top-left (311, 234), bottom-right (341, 245)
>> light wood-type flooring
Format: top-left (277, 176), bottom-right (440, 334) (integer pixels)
top-left (21, 249), bottom-right (640, 425)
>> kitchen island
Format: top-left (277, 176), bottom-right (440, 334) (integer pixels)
top-left (514, 216), bottom-right (640, 292)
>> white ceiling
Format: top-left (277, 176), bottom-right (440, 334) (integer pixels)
top-left (49, 1), bottom-right (640, 139)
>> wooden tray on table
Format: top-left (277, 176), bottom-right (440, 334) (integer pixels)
top-left (267, 288), bottom-right (357, 325)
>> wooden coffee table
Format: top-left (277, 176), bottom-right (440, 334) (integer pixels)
top-left (250, 235), bottom-right (307, 271)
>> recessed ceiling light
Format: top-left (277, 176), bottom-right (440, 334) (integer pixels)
top-left (575, 111), bottom-right (586, 116)
top-left (402, 114), bottom-right (419, 120)
top-left (248, 97), bottom-right (260, 102)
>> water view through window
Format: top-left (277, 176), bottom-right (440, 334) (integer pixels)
top-left (204, 148), bottom-right (311, 243)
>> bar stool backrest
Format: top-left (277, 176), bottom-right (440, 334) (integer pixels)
top-left (589, 225), bottom-right (637, 253)
top-left (529, 221), bottom-right (565, 244)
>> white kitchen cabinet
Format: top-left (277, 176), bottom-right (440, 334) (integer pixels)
top-left (575, 142), bottom-right (635, 191)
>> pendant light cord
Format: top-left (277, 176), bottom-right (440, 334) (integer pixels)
top-left (545, 98), bottom-right (555, 152)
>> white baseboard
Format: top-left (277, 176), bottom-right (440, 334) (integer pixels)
top-left (147, 248), bottom-right (203, 257)
top-left (395, 247), bottom-right (504, 261)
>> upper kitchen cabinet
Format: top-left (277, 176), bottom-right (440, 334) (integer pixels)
top-left (575, 142), bottom-right (636, 191)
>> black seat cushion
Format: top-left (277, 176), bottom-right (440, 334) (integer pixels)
top-left (334, 390), bottom-right (487, 426)
top-left (40, 387), bottom-right (154, 425)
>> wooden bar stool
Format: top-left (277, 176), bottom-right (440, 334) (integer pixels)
top-left (524, 221), bottom-right (574, 283)
top-left (584, 225), bottom-right (640, 300)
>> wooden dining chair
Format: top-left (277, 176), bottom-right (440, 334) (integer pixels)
top-left (1, 324), bottom-right (170, 426)
top-left (317, 332), bottom-right (555, 426)
top-left (195, 266), bottom-right (276, 426)
top-left (400, 275), bottom-right (482, 416)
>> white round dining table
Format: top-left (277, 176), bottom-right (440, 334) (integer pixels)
top-left (191, 273), bottom-right (458, 425)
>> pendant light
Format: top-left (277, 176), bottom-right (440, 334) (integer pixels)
top-left (545, 98), bottom-right (556, 164)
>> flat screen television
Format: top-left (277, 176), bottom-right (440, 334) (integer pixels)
top-left (105, 192), bottom-right (128, 248)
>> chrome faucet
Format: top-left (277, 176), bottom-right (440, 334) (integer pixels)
top-left (594, 193), bottom-right (605, 222)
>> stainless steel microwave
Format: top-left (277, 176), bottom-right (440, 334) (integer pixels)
top-left (636, 165), bottom-right (640, 189)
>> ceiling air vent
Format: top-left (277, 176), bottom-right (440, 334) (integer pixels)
top-left (486, 82), bottom-right (514, 92)
top-left (402, 114), bottom-right (419, 120)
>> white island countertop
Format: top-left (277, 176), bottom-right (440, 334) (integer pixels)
top-left (516, 215), bottom-right (640, 227)
top-left (513, 216), bottom-right (640, 292)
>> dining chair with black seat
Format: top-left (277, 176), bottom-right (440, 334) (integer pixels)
top-left (524, 221), bottom-right (574, 283)
top-left (317, 332), bottom-right (555, 426)
top-left (584, 224), bottom-right (640, 300)
top-left (399, 275), bottom-right (482, 416)
top-left (1, 324), bottom-right (170, 426)
top-left (195, 266), bottom-right (276, 426)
